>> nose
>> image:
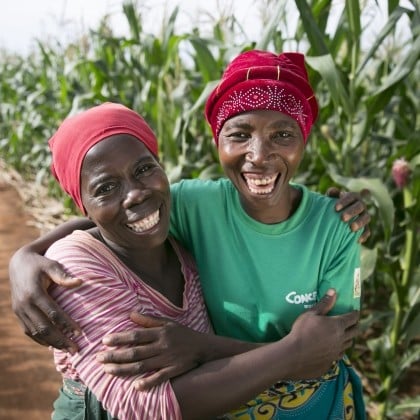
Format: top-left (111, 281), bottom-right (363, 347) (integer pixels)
top-left (246, 137), bottom-right (274, 165)
top-left (122, 182), bottom-right (148, 209)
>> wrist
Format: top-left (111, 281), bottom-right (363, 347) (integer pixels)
top-left (276, 333), bottom-right (301, 380)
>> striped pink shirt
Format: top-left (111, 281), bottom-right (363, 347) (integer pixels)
top-left (46, 230), bottom-right (212, 420)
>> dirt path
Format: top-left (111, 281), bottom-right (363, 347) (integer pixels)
top-left (0, 182), bottom-right (61, 419)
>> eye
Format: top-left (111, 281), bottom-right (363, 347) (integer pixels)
top-left (271, 130), bottom-right (298, 144)
top-left (273, 130), bottom-right (290, 138)
top-left (226, 131), bottom-right (250, 142)
top-left (134, 163), bottom-right (156, 178)
top-left (95, 182), bottom-right (117, 196)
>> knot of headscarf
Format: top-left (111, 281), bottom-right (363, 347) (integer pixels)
top-left (49, 102), bottom-right (158, 214)
top-left (204, 50), bottom-right (318, 144)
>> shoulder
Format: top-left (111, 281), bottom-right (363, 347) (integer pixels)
top-left (171, 178), bottom-right (229, 193)
top-left (302, 187), bottom-right (340, 219)
top-left (309, 189), bottom-right (363, 245)
top-left (46, 230), bottom-right (93, 255)
top-left (45, 230), bottom-right (110, 270)
top-left (171, 178), bottom-right (232, 203)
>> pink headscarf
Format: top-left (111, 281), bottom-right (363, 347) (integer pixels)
top-left (205, 50), bottom-right (318, 144)
top-left (49, 102), bottom-right (158, 214)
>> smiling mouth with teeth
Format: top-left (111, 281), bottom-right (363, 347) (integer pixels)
top-left (126, 209), bottom-right (160, 233)
top-left (244, 174), bottom-right (278, 194)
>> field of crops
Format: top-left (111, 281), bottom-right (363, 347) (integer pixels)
top-left (1, 1), bottom-right (419, 418)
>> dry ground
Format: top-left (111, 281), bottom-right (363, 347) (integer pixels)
top-left (0, 182), bottom-right (61, 419)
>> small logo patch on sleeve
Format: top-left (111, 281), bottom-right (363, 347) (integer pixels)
top-left (353, 267), bottom-right (361, 298)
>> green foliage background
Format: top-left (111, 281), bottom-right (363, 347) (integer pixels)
top-left (1, 1), bottom-right (419, 418)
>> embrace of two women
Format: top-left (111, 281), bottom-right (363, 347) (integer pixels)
top-left (9, 49), bottom-right (369, 419)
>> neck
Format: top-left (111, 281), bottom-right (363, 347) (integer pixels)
top-left (92, 228), bottom-right (170, 279)
top-left (90, 229), bottom-right (184, 307)
top-left (241, 185), bottom-right (301, 224)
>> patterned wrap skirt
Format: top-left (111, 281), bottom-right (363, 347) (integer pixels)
top-left (218, 357), bottom-right (366, 420)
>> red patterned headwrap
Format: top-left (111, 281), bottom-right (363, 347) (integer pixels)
top-left (205, 50), bottom-right (318, 144)
top-left (49, 102), bottom-right (158, 214)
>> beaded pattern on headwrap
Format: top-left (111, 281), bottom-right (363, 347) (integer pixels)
top-left (215, 84), bottom-right (308, 141)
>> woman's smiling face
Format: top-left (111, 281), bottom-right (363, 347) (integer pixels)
top-left (218, 109), bottom-right (305, 222)
top-left (80, 134), bottom-right (170, 251)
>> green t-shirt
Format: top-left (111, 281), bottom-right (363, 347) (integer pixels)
top-left (170, 178), bottom-right (361, 342)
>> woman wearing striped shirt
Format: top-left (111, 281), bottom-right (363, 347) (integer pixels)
top-left (45, 102), bottom-right (358, 420)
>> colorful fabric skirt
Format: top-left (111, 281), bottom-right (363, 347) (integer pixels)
top-left (218, 358), bottom-right (366, 420)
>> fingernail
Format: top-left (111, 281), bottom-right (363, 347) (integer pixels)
top-left (67, 346), bottom-right (77, 355)
top-left (326, 289), bottom-right (335, 296)
top-left (134, 380), bottom-right (144, 390)
top-left (96, 353), bottom-right (105, 362)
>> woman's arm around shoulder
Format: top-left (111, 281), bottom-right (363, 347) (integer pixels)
top-left (9, 217), bottom-right (94, 352)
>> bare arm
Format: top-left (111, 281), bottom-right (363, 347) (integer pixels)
top-left (98, 291), bottom-right (358, 392)
top-left (97, 312), bottom-right (263, 386)
top-left (171, 291), bottom-right (359, 420)
top-left (9, 217), bottom-right (94, 352)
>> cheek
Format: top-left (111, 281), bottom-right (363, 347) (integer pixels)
top-left (152, 173), bottom-right (170, 195)
top-left (218, 142), bottom-right (239, 167)
top-left (83, 199), bottom-right (119, 226)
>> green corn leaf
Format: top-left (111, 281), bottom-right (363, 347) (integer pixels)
top-left (188, 37), bottom-right (219, 83)
top-left (305, 54), bottom-right (352, 115)
top-left (294, 0), bottom-right (329, 55)
top-left (345, 0), bottom-right (361, 41)
top-left (361, 246), bottom-right (378, 281)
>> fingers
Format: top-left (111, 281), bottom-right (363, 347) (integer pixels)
top-left (99, 354), bottom-right (174, 378)
top-left (20, 307), bottom-right (79, 354)
top-left (334, 191), bottom-right (356, 212)
top-left (349, 210), bottom-right (371, 231)
top-left (102, 328), bottom-right (158, 347)
top-left (130, 312), bottom-right (166, 328)
top-left (334, 310), bottom-right (360, 331)
top-left (309, 289), bottom-right (336, 315)
top-left (134, 366), bottom-right (181, 391)
top-left (46, 262), bottom-right (82, 288)
top-left (358, 226), bottom-right (371, 243)
top-left (102, 361), bottom-right (146, 377)
top-left (339, 200), bottom-right (367, 222)
top-left (97, 346), bottom-right (157, 365)
top-left (325, 187), bottom-right (341, 198)
top-left (15, 293), bottom-right (80, 353)
top-left (37, 295), bottom-right (81, 337)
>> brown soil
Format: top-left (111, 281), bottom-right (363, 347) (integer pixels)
top-left (0, 182), bottom-right (61, 419)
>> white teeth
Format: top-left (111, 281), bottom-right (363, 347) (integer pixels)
top-left (127, 210), bottom-right (160, 233)
top-left (244, 175), bottom-right (277, 194)
top-left (248, 185), bottom-right (274, 194)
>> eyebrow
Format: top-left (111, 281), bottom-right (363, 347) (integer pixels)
top-left (223, 120), bottom-right (253, 130)
top-left (224, 119), bottom-right (298, 131)
top-left (86, 155), bottom-right (156, 186)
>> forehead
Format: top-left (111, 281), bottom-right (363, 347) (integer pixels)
top-left (223, 110), bottom-right (299, 129)
top-left (81, 134), bottom-right (155, 174)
